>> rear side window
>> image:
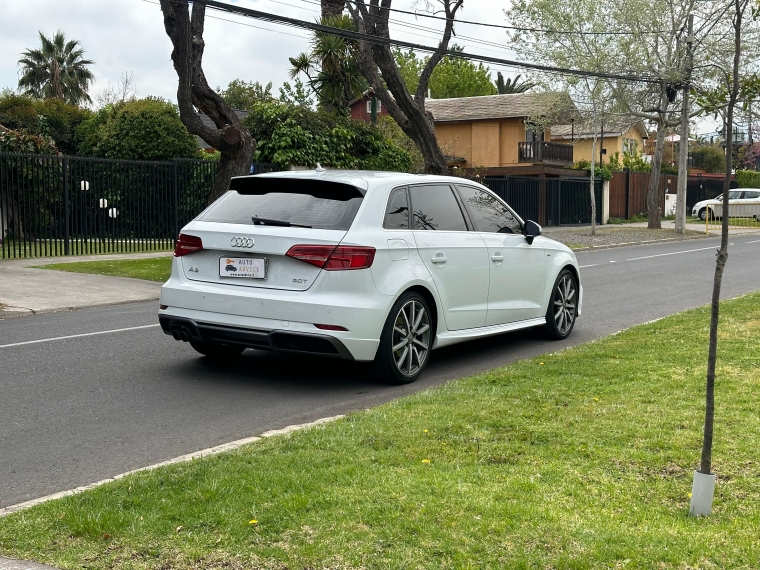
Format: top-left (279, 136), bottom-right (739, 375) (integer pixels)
top-left (198, 191), bottom-right (363, 230)
top-left (456, 185), bottom-right (522, 234)
top-left (409, 184), bottom-right (468, 231)
top-left (744, 190), bottom-right (760, 199)
top-left (384, 187), bottom-right (409, 229)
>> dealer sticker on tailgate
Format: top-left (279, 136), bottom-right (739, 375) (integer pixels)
top-left (220, 257), bottom-right (267, 279)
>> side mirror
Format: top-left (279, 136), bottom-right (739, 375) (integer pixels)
top-left (523, 220), bottom-right (542, 245)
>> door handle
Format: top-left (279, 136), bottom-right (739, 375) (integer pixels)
top-left (491, 253), bottom-right (504, 262)
top-left (431, 255), bottom-right (448, 264)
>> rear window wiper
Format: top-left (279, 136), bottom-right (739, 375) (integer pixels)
top-left (251, 216), bottom-right (312, 228)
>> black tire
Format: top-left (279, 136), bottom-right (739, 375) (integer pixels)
top-left (698, 208), bottom-right (707, 221)
top-left (542, 269), bottom-right (578, 340)
top-left (189, 340), bottom-right (245, 360)
top-left (374, 291), bottom-right (433, 385)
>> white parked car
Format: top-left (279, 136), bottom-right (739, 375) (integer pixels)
top-left (159, 170), bottom-right (583, 384)
top-left (692, 189), bottom-right (760, 220)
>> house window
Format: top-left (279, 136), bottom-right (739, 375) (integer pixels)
top-left (366, 99), bottom-right (381, 114)
top-left (623, 138), bottom-right (638, 154)
top-left (525, 127), bottom-right (544, 142)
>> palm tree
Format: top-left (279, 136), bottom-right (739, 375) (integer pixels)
top-left (18, 31), bottom-right (95, 105)
top-left (290, 15), bottom-right (368, 112)
top-left (495, 72), bottom-right (536, 94)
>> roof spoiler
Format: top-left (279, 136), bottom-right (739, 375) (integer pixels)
top-left (229, 176), bottom-right (365, 200)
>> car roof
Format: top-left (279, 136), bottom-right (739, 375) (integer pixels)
top-left (245, 169), bottom-right (483, 190)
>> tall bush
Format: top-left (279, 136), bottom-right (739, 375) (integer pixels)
top-left (735, 169), bottom-right (760, 188)
top-left (77, 98), bottom-right (198, 161)
top-left (0, 93), bottom-right (91, 155)
top-left (244, 101), bottom-right (412, 172)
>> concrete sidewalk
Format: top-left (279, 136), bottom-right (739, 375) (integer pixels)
top-left (0, 557), bottom-right (59, 570)
top-left (0, 252), bottom-right (168, 318)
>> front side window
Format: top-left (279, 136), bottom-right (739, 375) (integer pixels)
top-left (409, 185), bottom-right (468, 231)
top-left (727, 191), bottom-right (743, 200)
top-left (384, 187), bottom-right (409, 229)
top-left (456, 185), bottom-right (522, 234)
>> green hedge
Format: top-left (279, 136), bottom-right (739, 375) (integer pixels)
top-left (735, 170), bottom-right (760, 188)
top-left (245, 101), bottom-right (412, 172)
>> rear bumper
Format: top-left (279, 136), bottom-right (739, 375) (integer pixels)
top-left (159, 314), bottom-right (354, 359)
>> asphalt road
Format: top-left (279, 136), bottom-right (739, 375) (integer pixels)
top-left (2, 236), bottom-right (759, 508)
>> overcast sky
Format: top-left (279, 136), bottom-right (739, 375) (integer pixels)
top-left (1, 0), bottom-right (517, 104)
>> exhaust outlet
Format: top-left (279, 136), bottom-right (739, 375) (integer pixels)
top-left (179, 330), bottom-right (190, 342)
top-left (171, 330), bottom-right (182, 341)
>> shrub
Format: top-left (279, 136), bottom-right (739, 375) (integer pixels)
top-left (77, 98), bottom-right (198, 160)
top-left (735, 169), bottom-right (760, 188)
top-left (0, 125), bottom-right (58, 154)
top-left (0, 93), bottom-right (91, 155)
top-left (245, 101), bottom-right (412, 172)
top-left (691, 145), bottom-right (725, 173)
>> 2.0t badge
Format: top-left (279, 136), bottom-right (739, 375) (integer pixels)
top-left (230, 237), bottom-right (254, 248)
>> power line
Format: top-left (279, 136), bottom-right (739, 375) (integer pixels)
top-left (191, 0), bottom-right (658, 83)
top-left (342, 0), bottom-right (670, 36)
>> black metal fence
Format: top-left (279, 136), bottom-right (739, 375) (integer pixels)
top-left (483, 176), bottom-right (602, 226)
top-left (0, 153), bottom-right (280, 259)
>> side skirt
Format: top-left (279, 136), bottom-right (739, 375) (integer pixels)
top-left (432, 317), bottom-right (547, 349)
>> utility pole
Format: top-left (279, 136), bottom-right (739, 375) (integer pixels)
top-left (675, 14), bottom-right (694, 235)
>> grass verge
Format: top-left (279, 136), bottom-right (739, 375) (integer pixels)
top-left (2, 294), bottom-right (760, 569)
top-left (34, 257), bottom-right (172, 282)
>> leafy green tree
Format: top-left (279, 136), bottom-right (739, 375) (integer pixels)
top-left (77, 98), bottom-right (198, 160)
top-left (279, 78), bottom-right (315, 107)
top-left (17, 31), bottom-right (95, 105)
top-left (0, 92), bottom-right (91, 155)
top-left (290, 15), bottom-right (368, 112)
top-left (217, 79), bottom-right (274, 110)
top-left (495, 72), bottom-right (536, 94)
top-left (392, 47), bottom-right (496, 99)
top-left (0, 124), bottom-right (58, 154)
top-left (244, 100), bottom-right (411, 172)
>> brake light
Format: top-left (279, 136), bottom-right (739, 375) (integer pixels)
top-left (174, 234), bottom-right (203, 257)
top-left (286, 245), bottom-right (376, 270)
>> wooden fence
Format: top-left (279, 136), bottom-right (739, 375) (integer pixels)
top-left (608, 171), bottom-right (735, 219)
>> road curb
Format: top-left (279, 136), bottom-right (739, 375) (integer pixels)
top-left (0, 297), bottom-right (160, 320)
top-left (0, 415), bottom-right (344, 518)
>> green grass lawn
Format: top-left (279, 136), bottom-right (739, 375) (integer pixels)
top-left (35, 257), bottom-right (172, 282)
top-left (2, 294), bottom-right (760, 569)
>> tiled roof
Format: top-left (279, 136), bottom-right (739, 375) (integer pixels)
top-left (424, 92), bottom-right (573, 122)
top-left (552, 117), bottom-right (648, 140)
top-left (196, 109), bottom-right (249, 149)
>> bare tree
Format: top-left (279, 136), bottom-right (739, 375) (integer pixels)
top-left (96, 72), bottom-right (139, 108)
top-left (346, 0), bottom-right (463, 174)
top-left (159, 0), bottom-right (255, 204)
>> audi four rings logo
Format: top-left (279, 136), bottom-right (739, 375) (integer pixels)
top-left (230, 237), bottom-right (254, 248)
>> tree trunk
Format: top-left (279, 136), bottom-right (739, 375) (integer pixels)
top-left (347, 1), bottom-right (462, 175)
top-left (700, 0), bottom-right (744, 477)
top-left (647, 122), bottom-right (667, 228)
top-left (589, 113), bottom-right (597, 237)
top-left (321, 0), bottom-right (345, 18)
top-left (159, 0), bottom-right (256, 206)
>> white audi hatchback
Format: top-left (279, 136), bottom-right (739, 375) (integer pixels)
top-left (159, 170), bottom-right (582, 384)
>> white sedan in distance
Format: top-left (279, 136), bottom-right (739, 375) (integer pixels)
top-left (159, 170), bottom-right (583, 384)
top-left (692, 189), bottom-right (760, 220)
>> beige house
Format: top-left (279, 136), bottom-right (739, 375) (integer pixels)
top-left (426, 93), bottom-right (577, 169)
top-left (551, 118), bottom-right (649, 164)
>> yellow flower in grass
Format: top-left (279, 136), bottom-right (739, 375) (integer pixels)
top-left (249, 519), bottom-right (258, 525)
top-left (421, 459), bottom-right (431, 464)
top-left (424, 429), bottom-right (429, 433)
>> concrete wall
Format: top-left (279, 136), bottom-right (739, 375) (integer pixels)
top-left (435, 118), bottom-right (552, 168)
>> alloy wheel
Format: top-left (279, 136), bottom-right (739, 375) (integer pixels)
top-left (391, 299), bottom-right (431, 377)
top-left (553, 274), bottom-right (577, 335)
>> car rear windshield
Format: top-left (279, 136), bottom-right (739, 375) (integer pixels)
top-left (198, 191), bottom-right (363, 230)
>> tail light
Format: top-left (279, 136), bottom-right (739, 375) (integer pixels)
top-left (174, 234), bottom-right (203, 257)
top-left (286, 245), bottom-right (375, 270)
